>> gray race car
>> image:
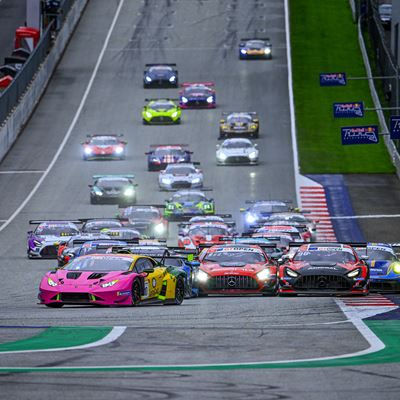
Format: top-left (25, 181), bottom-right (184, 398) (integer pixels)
top-left (216, 138), bottom-right (259, 165)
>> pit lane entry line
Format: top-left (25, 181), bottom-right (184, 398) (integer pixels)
top-left (0, 326), bottom-right (126, 354)
top-left (0, 0), bottom-right (125, 234)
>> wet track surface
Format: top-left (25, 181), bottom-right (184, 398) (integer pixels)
top-left (1, 1), bottom-right (400, 399)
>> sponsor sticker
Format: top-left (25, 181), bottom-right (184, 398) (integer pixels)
top-left (341, 125), bottom-right (379, 145)
top-left (320, 72), bottom-right (347, 86)
top-left (333, 102), bottom-right (364, 118)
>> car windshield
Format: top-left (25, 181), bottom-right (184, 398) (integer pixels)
top-left (149, 66), bottom-right (172, 72)
top-left (252, 203), bottom-right (289, 213)
top-left (379, 5), bottom-right (392, 13)
top-left (151, 102), bottom-right (175, 111)
top-left (167, 166), bottom-right (195, 174)
top-left (79, 242), bottom-right (125, 256)
top-left (357, 248), bottom-right (397, 261)
top-left (97, 178), bottom-right (130, 187)
top-left (222, 141), bottom-right (252, 149)
top-left (123, 208), bottom-right (160, 219)
top-left (293, 248), bottom-right (356, 263)
top-left (227, 114), bottom-right (251, 123)
top-left (154, 257), bottom-right (183, 267)
top-left (35, 225), bottom-right (79, 236)
top-left (247, 40), bottom-right (265, 48)
top-left (189, 226), bottom-right (228, 235)
top-left (204, 250), bottom-right (266, 263)
top-left (90, 137), bottom-right (118, 145)
top-left (64, 256), bottom-right (132, 271)
top-left (171, 193), bottom-right (206, 202)
top-left (83, 220), bottom-right (122, 232)
top-left (154, 148), bottom-right (185, 157)
top-left (185, 86), bottom-right (210, 94)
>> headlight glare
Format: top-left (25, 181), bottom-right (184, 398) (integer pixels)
top-left (240, 49), bottom-right (247, 54)
top-left (84, 147), bottom-right (92, 155)
top-left (47, 277), bottom-right (57, 287)
top-left (192, 177), bottom-right (201, 184)
top-left (392, 263), bottom-right (400, 274)
top-left (245, 213), bottom-right (257, 224)
top-left (181, 96), bottom-right (188, 103)
top-left (264, 48), bottom-right (271, 55)
top-left (196, 270), bottom-right (209, 282)
top-left (217, 152), bottom-right (227, 161)
top-left (101, 279), bottom-right (119, 288)
top-left (154, 223), bottom-right (165, 234)
top-left (171, 111), bottom-right (178, 118)
top-left (145, 111), bottom-right (152, 119)
top-left (286, 268), bottom-right (299, 278)
top-left (115, 146), bottom-right (124, 154)
top-left (347, 268), bottom-right (361, 278)
top-left (257, 268), bottom-right (271, 281)
top-left (145, 76), bottom-right (152, 82)
top-left (206, 96), bottom-right (214, 103)
top-left (248, 151), bottom-right (258, 159)
top-left (124, 188), bottom-right (135, 197)
top-left (169, 76), bottom-right (176, 82)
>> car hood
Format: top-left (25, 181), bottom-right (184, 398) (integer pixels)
top-left (201, 262), bottom-right (266, 275)
top-left (220, 148), bottom-right (254, 156)
top-left (288, 261), bottom-right (356, 274)
top-left (46, 270), bottom-right (132, 285)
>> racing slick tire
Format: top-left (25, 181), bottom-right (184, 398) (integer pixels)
top-left (90, 197), bottom-right (98, 205)
top-left (164, 277), bottom-right (185, 305)
top-left (45, 303), bottom-right (64, 308)
top-left (143, 119), bottom-right (149, 125)
top-left (131, 280), bottom-right (142, 306)
top-left (251, 130), bottom-right (259, 138)
top-left (174, 118), bottom-right (181, 125)
top-left (262, 288), bottom-right (278, 297)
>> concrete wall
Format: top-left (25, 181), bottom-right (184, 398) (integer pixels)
top-left (0, 0), bottom-right (88, 162)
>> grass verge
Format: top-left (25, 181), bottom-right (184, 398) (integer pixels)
top-left (290, 0), bottom-right (395, 173)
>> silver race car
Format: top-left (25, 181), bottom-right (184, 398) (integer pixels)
top-left (159, 163), bottom-right (203, 190)
top-left (216, 138), bottom-right (259, 165)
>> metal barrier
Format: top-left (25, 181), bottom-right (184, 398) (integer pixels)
top-left (0, 0), bottom-right (77, 125)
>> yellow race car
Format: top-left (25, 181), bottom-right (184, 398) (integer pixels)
top-left (38, 252), bottom-right (186, 307)
top-left (219, 111), bottom-right (259, 139)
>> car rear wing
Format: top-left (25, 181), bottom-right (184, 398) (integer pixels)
top-left (181, 81), bottom-right (215, 87)
top-left (92, 174), bottom-right (135, 179)
top-left (149, 144), bottom-right (189, 148)
top-left (145, 63), bottom-right (177, 67)
top-left (244, 199), bottom-right (293, 204)
top-left (144, 98), bottom-right (180, 102)
top-left (29, 219), bottom-right (83, 225)
top-left (117, 204), bottom-right (166, 210)
top-left (219, 236), bottom-right (279, 249)
top-left (221, 111), bottom-right (258, 116)
top-left (239, 38), bottom-right (271, 44)
top-left (86, 134), bottom-right (123, 138)
top-left (80, 217), bottom-right (129, 223)
top-left (70, 238), bottom-right (139, 247)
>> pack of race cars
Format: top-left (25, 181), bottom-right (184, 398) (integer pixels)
top-left (29, 38), bottom-right (400, 308)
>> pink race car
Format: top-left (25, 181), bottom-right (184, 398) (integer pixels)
top-left (38, 253), bottom-right (185, 307)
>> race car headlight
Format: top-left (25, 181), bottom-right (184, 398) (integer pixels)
top-left (169, 76), bottom-right (176, 82)
top-left (257, 268), bottom-right (271, 281)
top-left (145, 76), bottom-right (152, 82)
top-left (181, 96), bottom-right (188, 103)
top-left (47, 277), bottom-right (57, 287)
top-left (192, 177), bottom-right (201, 184)
top-left (154, 223), bottom-right (165, 234)
top-left (33, 239), bottom-right (42, 247)
top-left (196, 270), bottom-right (209, 283)
top-left (217, 152), bottom-right (227, 161)
top-left (250, 124), bottom-right (257, 130)
top-left (392, 263), bottom-right (400, 274)
top-left (347, 268), bottom-right (361, 278)
top-left (145, 111), bottom-right (152, 119)
top-left (245, 213), bottom-right (258, 224)
top-left (240, 49), bottom-right (247, 54)
top-left (124, 188), bottom-right (135, 197)
top-left (171, 111), bottom-right (178, 118)
top-left (285, 268), bottom-right (299, 278)
top-left (248, 151), bottom-right (258, 159)
top-left (84, 147), bottom-right (92, 155)
top-left (101, 279), bottom-right (119, 288)
top-left (162, 177), bottom-right (172, 184)
top-left (206, 96), bottom-right (214, 103)
top-left (114, 146), bottom-right (124, 154)
top-left (264, 48), bottom-right (271, 55)
top-left (94, 188), bottom-right (103, 196)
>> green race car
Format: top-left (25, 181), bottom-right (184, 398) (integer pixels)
top-left (142, 98), bottom-right (181, 125)
top-left (164, 190), bottom-right (215, 220)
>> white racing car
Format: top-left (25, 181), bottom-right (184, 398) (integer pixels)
top-left (216, 138), bottom-right (259, 165)
top-left (159, 163), bottom-right (203, 190)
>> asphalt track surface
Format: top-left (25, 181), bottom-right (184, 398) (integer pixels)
top-left (0, 1), bottom-right (400, 399)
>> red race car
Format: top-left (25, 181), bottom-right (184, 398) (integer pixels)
top-left (178, 221), bottom-right (235, 249)
top-left (278, 243), bottom-right (370, 296)
top-left (195, 244), bottom-right (278, 295)
top-left (179, 82), bottom-right (216, 108)
top-left (82, 134), bottom-right (126, 160)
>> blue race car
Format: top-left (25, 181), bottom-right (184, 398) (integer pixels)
top-left (240, 200), bottom-right (293, 233)
top-left (355, 243), bottom-right (400, 292)
top-left (239, 38), bottom-right (272, 59)
top-left (143, 64), bottom-right (178, 88)
top-left (145, 144), bottom-right (192, 171)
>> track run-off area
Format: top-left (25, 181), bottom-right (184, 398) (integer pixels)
top-left (1, 1), bottom-right (400, 399)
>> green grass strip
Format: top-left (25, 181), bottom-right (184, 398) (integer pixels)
top-left (290, 0), bottom-right (395, 173)
top-left (1, 321), bottom-right (399, 372)
top-left (0, 326), bottom-right (112, 352)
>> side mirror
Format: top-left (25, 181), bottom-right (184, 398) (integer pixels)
top-left (209, 198), bottom-right (214, 202)
top-left (145, 152), bottom-right (150, 155)
top-left (254, 144), bottom-right (258, 147)
top-left (27, 230), bottom-right (33, 235)
top-left (88, 184), bottom-right (93, 188)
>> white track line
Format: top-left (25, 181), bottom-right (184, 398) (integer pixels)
top-left (0, 326), bottom-right (126, 355)
top-left (0, 171), bottom-right (45, 174)
top-left (0, 0), bottom-right (125, 233)
top-left (284, 0), bottom-right (300, 206)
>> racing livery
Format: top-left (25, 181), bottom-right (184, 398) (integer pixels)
top-left (355, 243), bottom-right (400, 292)
top-left (164, 190), bottom-right (215, 219)
top-left (146, 145), bottom-right (192, 171)
top-left (117, 205), bottom-right (168, 239)
top-left (219, 112), bottom-right (259, 139)
top-left (100, 227), bottom-right (141, 240)
top-left (143, 63), bottom-right (178, 88)
top-left (81, 135), bottom-right (126, 160)
top-left (142, 98), bottom-right (181, 124)
top-left (89, 175), bottom-right (137, 205)
top-left (27, 220), bottom-right (80, 259)
top-left (216, 138), bottom-right (259, 165)
top-left (38, 253), bottom-right (186, 307)
top-left (196, 244), bottom-right (278, 295)
top-left (239, 38), bottom-right (272, 59)
top-left (81, 218), bottom-right (124, 233)
top-left (179, 82), bottom-right (216, 108)
top-left (278, 243), bottom-right (370, 296)
top-left (159, 163), bottom-right (203, 190)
